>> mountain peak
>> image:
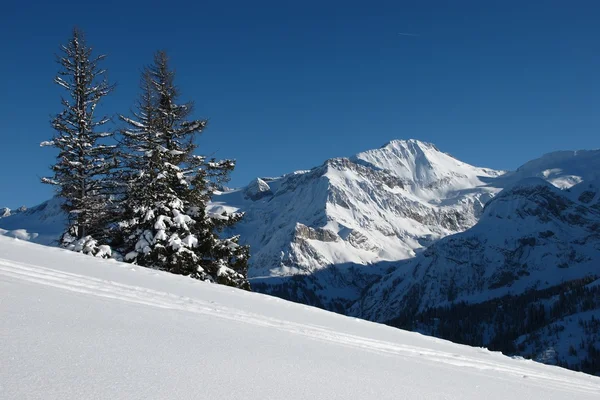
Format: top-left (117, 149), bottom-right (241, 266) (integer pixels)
top-left (352, 139), bottom-right (502, 198)
top-left (244, 178), bottom-right (272, 201)
top-left (375, 139), bottom-right (444, 162)
top-left (382, 138), bottom-right (439, 151)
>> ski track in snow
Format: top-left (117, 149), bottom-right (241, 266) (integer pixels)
top-left (1, 258), bottom-right (599, 396)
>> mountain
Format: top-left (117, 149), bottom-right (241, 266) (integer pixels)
top-left (353, 176), bottom-right (600, 373)
top-left (355, 177), bottom-right (600, 318)
top-left (2, 235), bottom-right (600, 399)
top-left (0, 197), bottom-right (65, 244)
top-left (213, 139), bottom-right (504, 310)
top-left (0, 205), bottom-right (27, 218)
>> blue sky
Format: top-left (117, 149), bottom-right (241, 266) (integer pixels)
top-left (1, 1), bottom-right (599, 208)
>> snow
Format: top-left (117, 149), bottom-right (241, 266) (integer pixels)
top-left (154, 215), bottom-right (172, 230)
top-left (1, 235), bottom-right (599, 400)
top-left (95, 244), bottom-right (112, 258)
top-left (0, 228), bottom-right (39, 241)
top-left (182, 234), bottom-right (198, 247)
top-left (168, 233), bottom-right (183, 250)
top-left (172, 209), bottom-right (193, 229)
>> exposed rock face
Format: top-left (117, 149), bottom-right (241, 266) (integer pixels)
top-left (294, 223), bottom-right (338, 242)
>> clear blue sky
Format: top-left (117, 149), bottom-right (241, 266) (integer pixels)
top-left (1, 0), bottom-right (599, 208)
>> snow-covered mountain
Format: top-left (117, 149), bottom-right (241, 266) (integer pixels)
top-left (213, 140), bottom-right (504, 309)
top-left (0, 197), bottom-right (64, 244)
top-left (355, 177), bottom-right (600, 318)
top-left (502, 149), bottom-right (600, 189)
top-left (2, 235), bottom-right (599, 399)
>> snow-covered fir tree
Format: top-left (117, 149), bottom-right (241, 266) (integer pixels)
top-left (117, 51), bottom-right (250, 289)
top-left (41, 28), bottom-right (117, 257)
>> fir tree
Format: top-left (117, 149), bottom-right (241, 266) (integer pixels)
top-left (41, 27), bottom-right (117, 255)
top-left (117, 51), bottom-right (249, 289)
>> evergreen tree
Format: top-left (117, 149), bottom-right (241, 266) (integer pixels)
top-left (41, 28), bottom-right (116, 255)
top-left (117, 51), bottom-right (249, 289)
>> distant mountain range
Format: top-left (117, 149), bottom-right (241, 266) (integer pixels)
top-left (2, 139), bottom-right (599, 374)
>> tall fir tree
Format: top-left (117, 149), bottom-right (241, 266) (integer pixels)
top-left (41, 27), bottom-right (117, 256)
top-left (117, 51), bottom-right (250, 289)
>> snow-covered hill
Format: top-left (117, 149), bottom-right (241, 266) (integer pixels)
top-left (1, 235), bottom-right (599, 400)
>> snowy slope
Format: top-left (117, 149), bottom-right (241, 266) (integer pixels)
top-left (501, 149), bottom-right (600, 189)
top-left (1, 235), bottom-right (600, 400)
